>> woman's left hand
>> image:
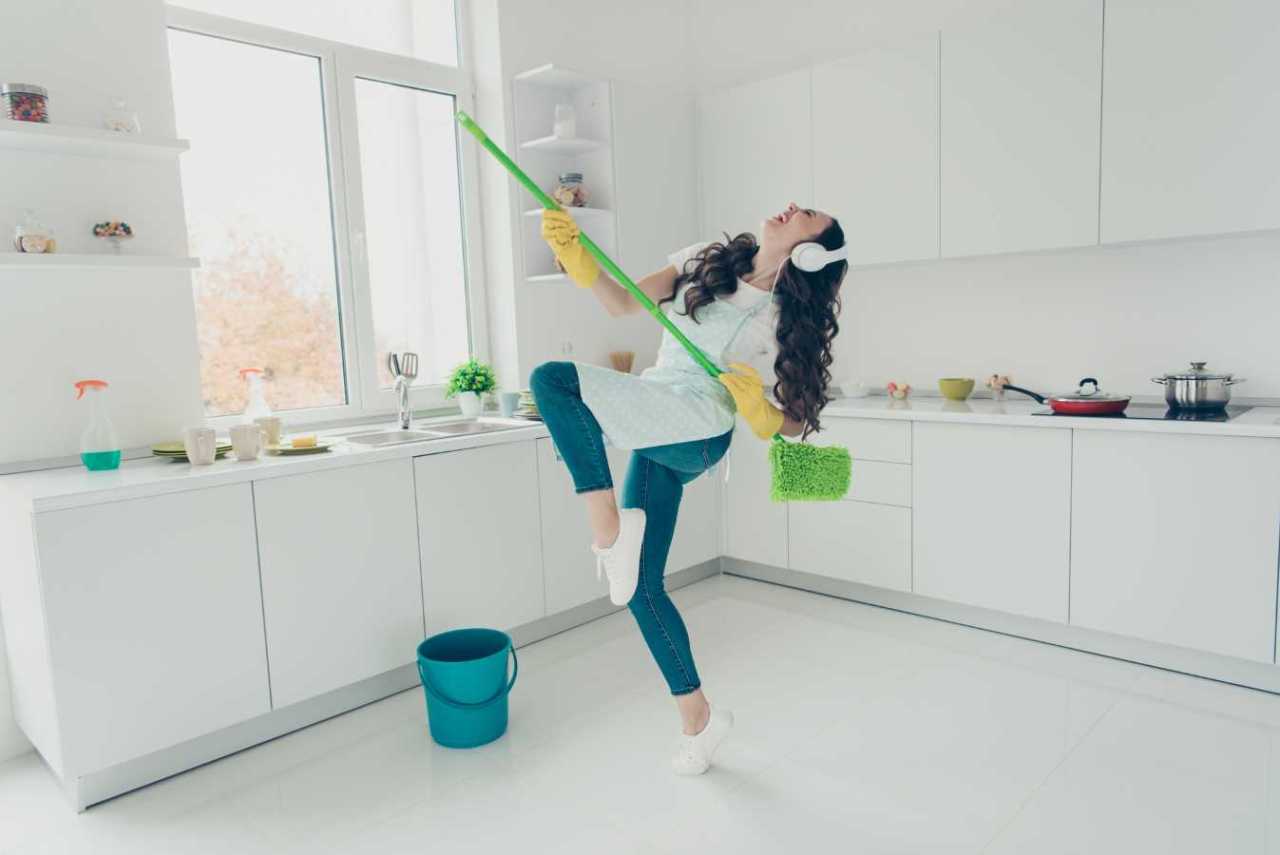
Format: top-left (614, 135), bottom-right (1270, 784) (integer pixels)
top-left (718, 363), bottom-right (785, 440)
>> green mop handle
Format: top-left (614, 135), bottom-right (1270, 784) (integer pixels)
top-left (456, 110), bottom-right (722, 379)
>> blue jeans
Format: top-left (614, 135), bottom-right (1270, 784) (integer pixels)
top-left (530, 361), bottom-right (732, 696)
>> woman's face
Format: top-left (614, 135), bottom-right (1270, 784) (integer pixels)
top-left (760, 202), bottom-right (833, 257)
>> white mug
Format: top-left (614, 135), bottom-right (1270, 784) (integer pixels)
top-left (229, 423), bottom-right (263, 461)
top-left (254, 416), bottom-right (283, 447)
top-left (183, 427), bottom-right (218, 466)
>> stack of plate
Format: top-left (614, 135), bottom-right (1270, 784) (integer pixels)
top-left (515, 389), bottom-right (541, 421)
top-left (151, 441), bottom-right (232, 461)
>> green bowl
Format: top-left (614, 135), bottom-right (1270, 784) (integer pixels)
top-left (938, 377), bottom-right (975, 401)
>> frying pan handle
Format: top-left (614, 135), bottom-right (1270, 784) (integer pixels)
top-left (1001, 384), bottom-right (1045, 404)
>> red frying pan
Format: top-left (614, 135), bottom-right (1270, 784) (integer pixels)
top-left (1003, 377), bottom-right (1131, 415)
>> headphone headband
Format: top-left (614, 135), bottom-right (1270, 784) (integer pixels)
top-left (790, 241), bottom-right (849, 272)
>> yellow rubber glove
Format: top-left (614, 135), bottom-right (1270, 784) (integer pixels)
top-left (541, 209), bottom-right (600, 288)
top-left (718, 363), bottom-right (785, 440)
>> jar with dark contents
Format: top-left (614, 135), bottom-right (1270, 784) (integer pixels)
top-left (552, 172), bottom-right (589, 208)
top-left (2, 83), bottom-right (49, 123)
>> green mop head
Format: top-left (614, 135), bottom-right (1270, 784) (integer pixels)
top-left (768, 439), bottom-right (852, 502)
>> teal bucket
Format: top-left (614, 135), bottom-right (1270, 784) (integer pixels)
top-left (416, 628), bottom-right (518, 749)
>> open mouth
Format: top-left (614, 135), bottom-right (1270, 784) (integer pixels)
top-left (772, 209), bottom-right (794, 225)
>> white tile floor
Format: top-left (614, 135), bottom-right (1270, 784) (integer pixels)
top-left (2, 575), bottom-right (1279, 854)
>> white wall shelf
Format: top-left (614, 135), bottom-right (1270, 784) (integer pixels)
top-left (0, 253), bottom-right (200, 270)
top-left (512, 63), bottom-right (598, 90)
top-left (0, 120), bottom-right (189, 160)
top-left (519, 135), bottom-right (605, 155)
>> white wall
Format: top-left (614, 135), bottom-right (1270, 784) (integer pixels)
top-left (0, 0), bottom-right (203, 468)
top-left (688, 0), bottom-right (1280, 400)
top-left (466, 0), bottom-right (700, 388)
top-left (0, 0), bottom-right (202, 761)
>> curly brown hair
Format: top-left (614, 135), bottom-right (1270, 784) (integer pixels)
top-left (663, 220), bottom-right (847, 436)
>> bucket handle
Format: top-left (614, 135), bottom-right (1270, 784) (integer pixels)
top-left (418, 646), bottom-right (519, 711)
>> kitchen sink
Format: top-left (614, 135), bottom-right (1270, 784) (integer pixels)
top-left (422, 420), bottom-right (524, 436)
top-left (344, 420), bottom-right (526, 446)
top-left (345, 430), bottom-right (439, 446)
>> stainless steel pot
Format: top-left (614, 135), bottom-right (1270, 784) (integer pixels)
top-left (1151, 362), bottom-right (1244, 410)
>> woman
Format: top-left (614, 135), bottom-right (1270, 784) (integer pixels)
top-left (529, 202), bottom-right (848, 775)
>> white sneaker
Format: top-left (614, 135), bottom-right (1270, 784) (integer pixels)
top-left (592, 508), bottom-right (645, 606)
top-left (672, 706), bottom-right (734, 776)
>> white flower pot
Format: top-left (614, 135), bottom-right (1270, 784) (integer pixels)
top-left (456, 391), bottom-right (483, 418)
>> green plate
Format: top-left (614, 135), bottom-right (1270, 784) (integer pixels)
top-left (266, 440), bottom-right (333, 456)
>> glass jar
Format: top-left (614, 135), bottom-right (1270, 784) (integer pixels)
top-left (552, 172), bottom-right (589, 208)
top-left (2, 83), bottom-right (49, 123)
top-left (14, 210), bottom-right (55, 254)
top-left (552, 103), bottom-right (576, 139)
top-left (103, 97), bottom-right (141, 134)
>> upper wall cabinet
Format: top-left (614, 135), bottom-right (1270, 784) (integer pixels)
top-left (698, 69), bottom-right (813, 239)
top-left (940, 0), bottom-right (1103, 257)
top-left (813, 32), bottom-right (939, 266)
top-left (1100, 1), bottom-right (1280, 243)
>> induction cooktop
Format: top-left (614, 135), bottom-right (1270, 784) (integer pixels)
top-left (1031, 404), bottom-right (1252, 422)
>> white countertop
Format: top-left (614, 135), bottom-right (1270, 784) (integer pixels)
top-left (0, 417), bottom-right (550, 513)
top-left (7, 399), bottom-right (1280, 513)
top-left (824, 395), bottom-right (1280, 438)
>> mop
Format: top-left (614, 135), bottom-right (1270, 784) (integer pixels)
top-left (456, 111), bottom-right (850, 501)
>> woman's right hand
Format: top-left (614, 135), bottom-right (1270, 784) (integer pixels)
top-left (541, 210), bottom-right (600, 288)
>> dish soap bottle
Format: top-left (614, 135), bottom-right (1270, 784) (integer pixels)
top-left (238, 367), bottom-right (272, 424)
top-left (75, 379), bottom-right (121, 471)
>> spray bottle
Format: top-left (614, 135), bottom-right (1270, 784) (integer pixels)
top-left (74, 379), bottom-right (121, 471)
top-left (238, 367), bottom-right (272, 424)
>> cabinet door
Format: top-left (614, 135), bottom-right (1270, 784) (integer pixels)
top-left (813, 32), bottom-right (939, 265)
top-left (537, 438), bottom-right (628, 613)
top-left (416, 443), bottom-right (544, 635)
top-left (1070, 432), bottom-right (1280, 662)
top-left (723, 421), bottom-right (788, 568)
top-left (35, 485), bottom-right (269, 775)
top-left (940, 0), bottom-right (1102, 256)
top-left (1100, 0), bottom-right (1280, 242)
top-left (913, 423), bottom-right (1071, 621)
top-left (790, 500), bottom-right (911, 592)
top-left (254, 460), bottom-right (423, 709)
top-left (698, 69), bottom-right (812, 238)
top-left (667, 465), bottom-right (721, 575)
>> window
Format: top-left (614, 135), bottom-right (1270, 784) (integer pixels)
top-left (167, 3), bottom-right (476, 421)
top-left (169, 30), bottom-right (347, 416)
top-left (168, 0), bottom-right (458, 65)
top-left (353, 79), bottom-right (469, 389)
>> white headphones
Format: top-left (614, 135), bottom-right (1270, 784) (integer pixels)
top-left (789, 241), bottom-right (849, 272)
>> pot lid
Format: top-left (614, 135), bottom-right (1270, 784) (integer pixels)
top-left (1161, 361), bottom-right (1233, 380)
top-left (1052, 377), bottom-right (1129, 402)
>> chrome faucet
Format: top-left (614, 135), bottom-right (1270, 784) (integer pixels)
top-left (388, 352), bottom-right (419, 429)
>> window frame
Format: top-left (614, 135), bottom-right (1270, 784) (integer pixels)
top-left (166, 4), bottom-right (489, 427)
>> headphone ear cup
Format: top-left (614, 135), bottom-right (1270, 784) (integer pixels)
top-left (789, 242), bottom-right (825, 272)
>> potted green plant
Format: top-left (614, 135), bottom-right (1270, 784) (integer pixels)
top-left (446, 358), bottom-right (497, 418)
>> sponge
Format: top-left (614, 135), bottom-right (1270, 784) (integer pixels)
top-left (769, 440), bottom-right (852, 502)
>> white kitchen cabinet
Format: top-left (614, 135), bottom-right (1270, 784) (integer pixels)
top-left (253, 460), bottom-right (423, 709)
top-left (912, 423), bottom-right (1071, 622)
top-left (813, 32), bottom-right (939, 265)
top-left (537, 438), bottom-right (627, 613)
top-left (34, 484), bottom-right (269, 775)
top-left (790, 500), bottom-right (911, 591)
top-left (723, 419), bottom-right (788, 568)
top-left (1070, 431), bottom-right (1280, 662)
top-left (416, 442), bottom-right (544, 635)
top-left (666, 464), bottom-right (721, 576)
top-left (1100, 0), bottom-right (1280, 243)
top-left (698, 69), bottom-right (812, 239)
top-left (940, 0), bottom-right (1102, 256)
